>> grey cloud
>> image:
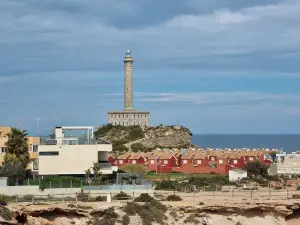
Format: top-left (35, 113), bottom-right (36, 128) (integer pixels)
top-left (0, 0), bottom-right (299, 79)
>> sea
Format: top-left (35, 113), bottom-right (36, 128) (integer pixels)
top-left (192, 134), bottom-right (300, 153)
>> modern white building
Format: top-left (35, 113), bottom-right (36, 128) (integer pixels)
top-left (229, 169), bottom-right (248, 182)
top-left (269, 152), bottom-right (300, 176)
top-left (37, 126), bottom-right (113, 176)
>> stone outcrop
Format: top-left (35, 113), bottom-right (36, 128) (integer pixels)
top-left (97, 124), bottom-right (193, 150)
top-left (4, 200), bottom-right (300, 225)
top-left (131, 125), bottom-right (192, 149)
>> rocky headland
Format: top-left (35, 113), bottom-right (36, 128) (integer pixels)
top-left (2, 199), bottom-right (300, 225)
top-left (95, 124), bottom-right (193, 151)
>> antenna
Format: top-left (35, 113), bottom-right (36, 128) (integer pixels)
top-left (36, 117), bottom-right (40, 136)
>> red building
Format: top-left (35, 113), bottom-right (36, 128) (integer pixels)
top-left (128, 153), bottom-right (146, 165)
top-left (173, 151), bottom-right (227, 174)
top-left (158, 152), bottom-right (177, 173)
top-left (147, 152), bottom-right (162, 172)
top-left (227, 152), bottom-right (245, 169)
top-left (116, 152), bottom-right (131, 167)
top-left (108, 154), bottom-right (116, 166)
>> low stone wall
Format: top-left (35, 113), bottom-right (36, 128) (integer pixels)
top-left (0, 186), bottom-right (81, 196)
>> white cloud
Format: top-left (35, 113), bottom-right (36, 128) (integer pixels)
top-left (130, 92), bottom-right (300, 107)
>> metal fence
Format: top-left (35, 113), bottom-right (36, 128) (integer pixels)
top-left (3, 188), bottom-right (300, 205)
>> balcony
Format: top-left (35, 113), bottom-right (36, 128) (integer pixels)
top-left (39, 137), bottom-right (110, 145)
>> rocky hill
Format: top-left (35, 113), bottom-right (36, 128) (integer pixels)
top-left (94, 124), bottom-right (192, 151)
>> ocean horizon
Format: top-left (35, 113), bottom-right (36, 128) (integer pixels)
top-left (192, 134), bottom-right (300, 153)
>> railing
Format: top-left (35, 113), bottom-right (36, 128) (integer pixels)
top-left (39, 137), bottom-right (110, 145)
top-left (2, 188), bottom-right (300, 205)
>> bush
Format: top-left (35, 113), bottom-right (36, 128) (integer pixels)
top-left (134, 193), bottom-right (154, 202)
top-left (165, 195), bottom-right (182, 201)
top-left (94, 207), bottom-right (119, 225)
top-left (199, 202), bottom-right (205, 205)
top-left (95, 195), bottom-right (107, 201)
top-left (131, 143), bottom-right (147, 152)
top-left (0, 195), bottom-right (7, 206)
top-left (154, 180), bottom-right (177, 190)
top-left (0, 163), bottom-right (26, 186)
top-left (0, 204), bottom-right (13, 221)
top-left (296, 186), bottom-right (300, 190)
top-left (77, 191), bottom-right (89, 202)
top-left (121, 214), bottom-right (130, 225)
top-left (113, 192), bottom-right (131, 200)
top-left (122, 200), bottom-right (167, 225)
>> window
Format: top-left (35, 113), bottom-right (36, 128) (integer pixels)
top-left (32, 145), bottom-right (38, 152)
top-left (150, 160), bottom-right (155, 164)
top-left (249, 157), bottom-right (254, 161)
top-left (183, 160), bottom-right (187, 164)
top-left (233, 160), bottom-right (238, 164)
top-left (293, 161), bottom-right (297, 166)
top-left (39, 151), bottom-right (59, 156)
top-left (132, 160), bottom-right (136, 164)
top-left (219, 159), bottom-right (223, 164)
top-left (211, 157), bottom-right (215, 161)
top-left (197, 160), bottom-right (202, 164)
top-left (119, 160), bottom-right (123, 164)
top-left (0, 147), bottom-right (6, 153)
top-left (33, 159), bottom-right (39, 170)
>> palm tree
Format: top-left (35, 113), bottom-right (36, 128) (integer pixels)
top-left (4, 128), bottom-right (30, 168)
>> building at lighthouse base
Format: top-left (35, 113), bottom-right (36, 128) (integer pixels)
top-left (108, 110), bottom-right (149, 126)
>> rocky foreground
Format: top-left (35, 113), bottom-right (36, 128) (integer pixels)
top-left (1, 199), bottom-right (300, 225)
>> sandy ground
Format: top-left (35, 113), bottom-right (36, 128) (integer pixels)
top-left (7, 192), bottom-right (300, 225)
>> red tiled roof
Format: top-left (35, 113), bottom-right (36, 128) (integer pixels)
top-left (128, 153), bottom-right (145, 160)
top-left (194, 151), bottom-right (207, 159)
top-left (160, 152), bottom-right (175, 159)
top-left (117, 152), bottom-right (131, 160)
top-left (148, 153), bottom-right (162, 160)
top-left (181, 151), bottom-right (195, 160)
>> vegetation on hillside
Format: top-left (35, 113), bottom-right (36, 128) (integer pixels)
top-left (95, 123), bottom-right (192, 151)
top-left (95, 124), bottom-right (145, 151)
top-left (131, 142), bottom-right (147, 152)
top-left (95, 124), bottom-right (144, 142)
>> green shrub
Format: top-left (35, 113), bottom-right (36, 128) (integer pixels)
top-left (296, 186), bottom-right (300, 190)
top-left (131, 143), bottom-right (147, 152)
top-left (95, 195), bottom-right (107, 201)
top-left (113, 192), bottom-right (131, 200)
top-left (134, 193), bottom-right (154, 202)
top-left (199, 202), bottom-right (205, 205)
top-left (0, 194), bottom-right (8, 206)
top-left (77, 191), bottom-right (89, 202)
top-left (0, 204), bottom-right (13, 220)
top-left (154, 180), bottom-right (177, 190)
top-left (121, 214), bottom-right (130, 225)
top-left (122, 200), bottom-right (167, 225)
top-left (94, 207), bottom-right (118, 225)
top-left (165, 195), bottom-right (182, 201)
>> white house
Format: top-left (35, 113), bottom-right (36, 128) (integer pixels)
top-left (229, 169), bottom-right (248, 182)
top-left (36, 126), bottom-right (113, 176)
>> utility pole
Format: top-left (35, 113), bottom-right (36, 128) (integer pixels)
top-left (17, 118), bottom-right (22, 130)
top-left (36, 117), bottom-right (40, 136)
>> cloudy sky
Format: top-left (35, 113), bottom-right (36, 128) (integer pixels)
top-left (0, 0), bottom-right (300, 135)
